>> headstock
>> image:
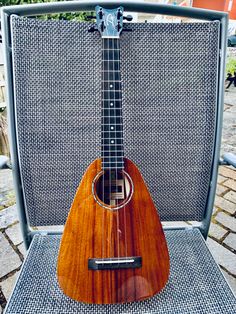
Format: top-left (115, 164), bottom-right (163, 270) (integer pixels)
top-left (95, 6), bottom-right (124, 38)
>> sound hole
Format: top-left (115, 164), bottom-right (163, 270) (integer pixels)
top-left (93, 170), bottom-right (133, 210)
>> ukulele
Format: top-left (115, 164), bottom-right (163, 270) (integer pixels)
top-left (57, 6), bottom-right (170, 304)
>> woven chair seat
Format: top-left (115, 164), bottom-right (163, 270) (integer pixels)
top-left (5, 229), bottom-right (236, 314)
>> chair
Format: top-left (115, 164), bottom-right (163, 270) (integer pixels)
top-left (1, 1), bottom-right (236, 313)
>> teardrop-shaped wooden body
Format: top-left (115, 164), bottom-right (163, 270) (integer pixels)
top-left (57, 158), bottom-right (170, 304)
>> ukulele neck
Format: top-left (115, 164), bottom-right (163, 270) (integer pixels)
top-left (101, 38), bottom-right (124, 171)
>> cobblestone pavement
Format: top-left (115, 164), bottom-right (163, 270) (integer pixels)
top-left (0, 89), bottom-right (236, 312)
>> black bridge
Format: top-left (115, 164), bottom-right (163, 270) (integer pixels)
top-left (88, 256), bottom-right (142, 270)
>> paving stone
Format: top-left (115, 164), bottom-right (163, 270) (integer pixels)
top-left (0, 205), bottom-right (18, 230)
top-left (224, 104), bottom-right (232, 111)
top-left (208, 222), bottom-right (228, 240)
top-left (0, 170), bottom-right (13, 193)
top-left (18, 243), bottom-right (26, 257)
top-left (219, 167), bottom-right (236, 180)
top-left (0, 192), bottom-right (16, 209)
top-left (207, 237), bottom-right (236, 276)
top-left (212, 207), bottom-right (217, 215)
top-left (0, 169), bottom-right (15, 210)
top-left (0, 233), bottom-right (21, 278)
top-left (5, 224), bottom-right (23, 246)
top-left (217, 175), bottom-right (227, 184)
top-left (221, 143), bottom-right (236, 156)
top-left (214, 195), bottom-right (236, 214)
top-left (216, 184), bottom-right (229, 196)
top-left (223, 179), bottom-right (236, 191)
top-left (224, 86), bottom-right (236, 106)
top-left (215, 212), bottom-right (236, 232)
top-left (221, 269), bottom-right (236, 295)
top-left (0, 272), bottom-right (19, 300)
top-left (223, 233), bottom-right (236, 251)
top-left (224, 190), bottom-right (236, 204)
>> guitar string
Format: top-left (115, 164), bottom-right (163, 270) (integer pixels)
top-left (102, 37), bottom-right (105, 264)
top-left (118, 38), bottom-right (128, 261)
top-left (108, 38), bottom-right (112, 263)
top-left (113, 37), bottom-right (120, 263)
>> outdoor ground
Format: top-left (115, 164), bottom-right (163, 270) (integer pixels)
top-left (0, 88), bottom-right (236, 312)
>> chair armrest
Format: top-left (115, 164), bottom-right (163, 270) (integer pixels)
top-left (220, 153), bottom-right (236, 168)
top-left (0, 155), bottom-right (11, 169)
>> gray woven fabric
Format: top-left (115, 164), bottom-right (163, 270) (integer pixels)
top-left (5, 229), bottom-right (236, 313)
top-left (11, 16), bottom-right (219, 225)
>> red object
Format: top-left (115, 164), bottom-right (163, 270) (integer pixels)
top-left (193, 0), bottom-right (236, 19)
top-left (192, 0), bottom-right (226, 11)
top-left (225, 0), bottom-right (236, 19)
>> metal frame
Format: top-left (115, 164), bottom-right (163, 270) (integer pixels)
top-left (1, 1), bottom-right (228, 248)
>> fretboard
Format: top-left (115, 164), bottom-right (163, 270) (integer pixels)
top-left (101, 38), bottom-right (124, 170)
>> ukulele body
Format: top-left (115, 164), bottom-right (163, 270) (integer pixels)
top-left (57, 158), bottom-right (170, 304)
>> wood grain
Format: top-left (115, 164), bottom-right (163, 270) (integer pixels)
top-left (57, 158), bottom-right (170, 304)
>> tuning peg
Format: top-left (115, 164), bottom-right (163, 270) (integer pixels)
top-left (100, 21), bottom-right (105, 32)
top-left (99, 8), bottom-right (103, 19)
top-left (88, 26), bottom-right (98, 33)
top-left (117, 9), bottom-right (122, 20)
top-left (123, 15), bottom-right (133, 22)
top-left (117, 22), bottom-right (122, 32)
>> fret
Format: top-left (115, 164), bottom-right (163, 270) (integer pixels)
top-left (103, 123), bottom-right (123, 130)
top-left (102, 131), bottom-right (123, 136)
top-left (102, 48), bottom-right (120, 51)
top-left (103, 71), bottom-right (120, 81)
top-left (102, 100), bottom-right (122, 108)
top-left (102, 60), bottom-right (120, 63)
top-left (102, 126), bottom-right (123, 132)
top-left (102, 91), bottom-right (121, 100)
top-left (102, 145), bottom-right (123, 151)
top-left (102, 117), bottom-right (122, 124)
top-left (102, 90), bottom-right (122, 92)
top-left (102, 114), bottom-right (122, 118)
top-left (102, 150), bottom-right (124, 153)
top-left (102, 100), bottom-right (122, 102)
top-left (102, 109), bottom-right (122, 115)
top-left (102, 156), bottom-right (123, 161)
top-left (102, 137), bottom-right (123, 140)
top-left (102, 139), bottom-right (123, 145)
top-left (102, 80), bottom-right (121, 82)
top-left (103, 162), bottom-right (124, 164)
top-left (103, 39), bottom-right (119, 50)
top-left (102, 162), bottom-right (124, 166)
top-left (101, 135), bottom-right (123, 138)
top-left (102, 153), bottom-right (124, 158)
top-left (101, 151), bottom-right (124, 160)
top-left (101, 129), bottom-right (123, 132)
top-left (102, 49), bottom-right (119, 60)
top-left (102, 61), bottom-right (119, 71)
top-left (102, 142), bottom-right (124, 147)
top-left (101, 38), bottom-right (124, 170)
top-left (102, 165), bottom-right (124, 170)
top-left (102, 115), bottom-right (122, 118)
top-left (102, 163), bottom-right (124, 168)
top-left (102, 82), bottom-right (121, 90)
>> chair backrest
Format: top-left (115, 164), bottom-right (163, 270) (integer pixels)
top-left (9, 15), bottom-right (220, 227)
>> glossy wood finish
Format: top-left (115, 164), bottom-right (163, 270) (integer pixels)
top-left (57, 158), bottom-right (170, 304)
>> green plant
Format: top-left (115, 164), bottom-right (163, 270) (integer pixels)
top-left (226, 57), bottom-right (236, 75)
